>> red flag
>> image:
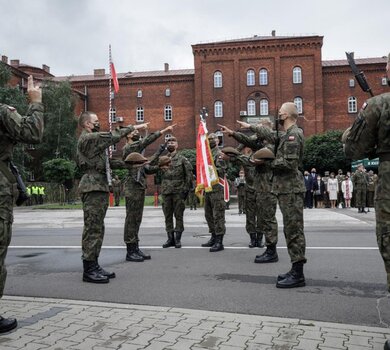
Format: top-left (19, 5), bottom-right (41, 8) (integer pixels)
top-left (110, 62), bottom-right (119, 93)
top-left (219, 176), bottom-right (230, 203)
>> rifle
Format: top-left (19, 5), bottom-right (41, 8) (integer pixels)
top-left (9, 161), bottom-right (30, 206)
top-left (105, 148), bottom-right (113, 192)
top-left (346, 52), bottom-right (374, 97)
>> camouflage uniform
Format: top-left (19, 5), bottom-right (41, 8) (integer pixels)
top-left (353, 170), bottom-right (368, 209)
top-left (234, 176), bottom-right (246, 214)
top-left (0, 102), bottom-right (44, 297)
top-left (122, 131), bottom-right (162, 159)
top-left (112, 177), bottom-right (121, 206)
top-left (77, 125), bottom-right (135, 262)
top-left (367, 173), bottom-right (378, 208)
top-left (160, 152), bottom-right (193, 234)
top-left (345, 92), bottom-right (390, 292)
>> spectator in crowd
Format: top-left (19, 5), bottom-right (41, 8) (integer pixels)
top-left (327, 172), bottom-right (338, 209)
top-left (313, 175), bottom-right (326, 208)
top-left (303, 170), bottom-right (314, 209)
top-left (341, 175), bottom-right (353, 208)
top-left (322, 171), bottom-right (331, 208)
top-left (336, 169), bottom-right (345, 208)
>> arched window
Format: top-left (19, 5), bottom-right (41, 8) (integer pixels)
top-left (164, 133), bottom-right (172, 142)
top-left (294, 97), bottom-right (303, 114)
top-left (247, 69), bottom-right (255, 86)
top-left (247, 99), bottom-right (256, 116)
top-left (164, 105), bottom-right (172, 121)
top-left (136, 106), bottom-right (144, 122)
top-left (293, 67), bottom-right (302, 84)
top-left (214, 71), bottom-right (223, 88)
top-left (260, 99), bottom-right (269, 116)
top-left (348, 97), bottom-right (357, 113)
top-left (259, 69), bottom-right (268, 85)
top-left (214, 101), bottom-right (223, 118)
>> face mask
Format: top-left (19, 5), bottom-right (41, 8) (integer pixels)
top-left (167, 145), bottom-right (176, 152)
top-left (131, 134), bottom-right (140, 141)
top-left (277, 118), bottom-right (285, 127)
top-left (209, 140), bottom-right (216, 148)
top-left (92, 122), bottom-right (100, 132)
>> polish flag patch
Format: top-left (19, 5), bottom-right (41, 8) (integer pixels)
top-left (288, 135), bottom-right (295, 141)
top-left (361, 102), bottom-right (368, 110)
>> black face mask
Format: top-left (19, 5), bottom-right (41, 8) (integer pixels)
top-left (92, 122), bottom-right (100, 132)
top-left (277, 118), bottom-right (285, 127)
top-left (131, 134), bottom-right (140, 141)
top-left (209, 140), bottom-right (216, 148)
top-left (167, 145), bottom-right (176, 152)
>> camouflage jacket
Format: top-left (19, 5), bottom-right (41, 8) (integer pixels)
top-left (0, 102), bottom-right (44, 197)
top-left (160, 152), bottom-right (193, 195)
top-left (122, 131), bottom-right (162, 160)
top-left (210, 147), bottom-right (227, 191)
top-left (112, 178), bottom-right (122, 192)
top-left (231, 132), bottom-right (262, 151)
top-left (77, 126), bottom-right (134, 193)
top-left (352, 171), bottom-right (368, 190)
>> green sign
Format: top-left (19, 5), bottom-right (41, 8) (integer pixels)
top-left (351, 158), bottom-right (379, 171)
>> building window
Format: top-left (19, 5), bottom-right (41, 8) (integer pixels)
top-left (164, 105), bottom-right (172, 121)
top-left (214, 101), bottom-right (223, 118)
top-left (260, 99), bottom-right (269, 116)
top-left (215, 131), bottom-right (224, 147)
top-left (293, 66), bottom-right (302, 84)
top-left (164, 133), bottom-right (172, 142)
top-left (165, 88), bottom-right (171, 97)
top-left (28, 171), bottom-right (35, 181)
top-left (247, 69), bottom-right (255, 86)
top-left (111, 144), bottom-right (117, 152)
top-left (110, 107), bottom-right (117, 123)
top-left (259, 69), bottom-right (268, 85)
top-left (294, 97), bottom-right (303, 114)
top-left (27, 144), bottom-right (35, 150)
top-left (348, 97), bottom-right (357, 113)
top-left (136, 107), bottom-right (144, 122)
top-left (137, 89), bottom-right (142, 98)
top-left (214, 71), bottom-right (223, 88)
top-left (349, 79), bottom-right (355, 87)
top-left (382, 77), bottom-right (388, 86)
top-left (247, 99), bottom-right (256, 116)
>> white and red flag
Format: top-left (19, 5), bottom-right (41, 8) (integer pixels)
top-left (219, 176), bottom-right (230, 203)
top-left (195, 120), bottom-right (219, 197)
top-left (110, 61), bottom-right (119, 94)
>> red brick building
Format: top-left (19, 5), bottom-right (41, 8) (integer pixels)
top-left (2, 34), bottom-right (388, 158)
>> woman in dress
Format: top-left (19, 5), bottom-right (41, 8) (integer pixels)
top-left (327, 172), bottom-right (338, 208)
top-left (341, 175), bottom-right (353, 208)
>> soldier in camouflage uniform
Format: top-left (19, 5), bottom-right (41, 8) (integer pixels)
top-left (0, 76), bottom-right (43, 333)
top-left (112, 175), bottom-right (122, 206)
top-left (159, 136), bottom-right (193, 248)
top-left (77, 111), bottom-right (148, 283)
top-left (367, 170), bottom-right (377, 209)
top-left (353, 164), bottom-right (368, 213)
top-left (234, 170), bottom-right (246, 214)
top-left (201, 133), bottom-right (227, 252)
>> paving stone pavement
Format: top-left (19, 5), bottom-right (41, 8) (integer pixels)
top-left (0, 296), bottom-right (389, 349)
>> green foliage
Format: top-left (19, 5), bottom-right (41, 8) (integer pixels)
top-left (113, 169), bottom-right (128, 180)
top-left (179, 148), bottom-right (196, 172)
top-left (303, 130), bottom-right (350, 174)
top-left (35, 80), bottom-right (78, 161)
top-left (0, 62), bottom-right (11, 87)
top-left (42, 158), bottom-right (76, 184)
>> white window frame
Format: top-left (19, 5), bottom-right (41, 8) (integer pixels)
top-left (165, 88), bottom-right (171, 97)
top-left (215, 130), bottom-right (224, 147)
top-left (137, 89), bottom-right (142, 98)
top-left (164, 133), bottom-right (172, 142)
top-left (164, 105), bottom-right (173, 121)
top-left (382, 77), bottom-right (388, 86)
top-left (214, 101), bottom-right (223, 118)
top-left (259, 69), bottom-right (268, 86)
top-left (260, 99), bottom-right (269, 116)
top-left (136, 106), bottom-right (144, 122)
top-left (294, 97), bottom-right (303, 114)
top-left (110, 107), bottom-right (117, 123)
top-left (214, 71), bottom-right (223, 88)
top-left (348, 96), bottom-right (357, 113)
top-left (349, 79), bottom-right (355, 88)
top-left (111, 144), bottom-right (117, 152)
top-left (247, 99), bottom-right (256, 116)
top-left (247, 69), bottom-right (255, 86)
top-left (293, 66), bottom-right (302, 84)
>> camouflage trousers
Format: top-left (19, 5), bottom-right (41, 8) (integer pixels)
top-left (277, 192), bottom-right (306, 264)
top-left (113, 191), bottom-right (121, 206)
top-left (124, 190), bottom-right (146, 244)
top-left (0, 195), bottom-right (13, 298)
top-left (256, 191), bottom-right (278, 246)
top-left (81, 191), bottom-right (109, 261)
top-left (162, 193), bottom-right (186, 233)
top-left (238, 193), bottom-right (245, 213)
top-left (245, 189), bottom-right (258, 234)
top-left (204, 185), bottom-right (226, 236)
top-left (355, 188), bottom-right (367, 208)
top-left (187, 192), bottom-right (197, 209)
top-left (375, 161), bottom-right (390, 292)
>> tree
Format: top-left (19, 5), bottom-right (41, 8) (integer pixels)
top-left (179, 148), bottom-right (196, 172)
top-left (303, 130), bottom-right (351, 174)
top-left (42, 158), bottom-right (76, 184)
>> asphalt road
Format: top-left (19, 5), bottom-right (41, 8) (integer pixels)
top-left (4, 205), bottom-right (390, 328)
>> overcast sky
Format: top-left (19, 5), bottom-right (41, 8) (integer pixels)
top-left (1, 0), bottom-right (388, 77)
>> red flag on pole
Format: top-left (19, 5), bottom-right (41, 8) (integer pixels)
top-left (110, 61), bottom-right (119, 94)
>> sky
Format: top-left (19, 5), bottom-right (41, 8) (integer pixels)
top-left (1, 0), bottom-right (389, 77)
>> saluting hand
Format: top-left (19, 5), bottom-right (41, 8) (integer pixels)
top-left (134, 122), bottom-right (150, 130)
top-left (27, 75), bottom-right (42, 103)
top-left (236, 120), bottom-right (251, 129)
top-left (162, 124), bottom-right (177, 133)
top-left (217, 124), bottom-right (233, 135)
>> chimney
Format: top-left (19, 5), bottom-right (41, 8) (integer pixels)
top-left (42, 64), bottom-right (50, 73)
top-left (10, 59), bottom-right (20, 67)
top-left (94, 68), bottom-right (106, 77)
top-left (271, 30), bottom-right (276, 37)
top-left (1, 55), bottom-right (8, 64)
top-left (164, 63), bottom-right (169, 72)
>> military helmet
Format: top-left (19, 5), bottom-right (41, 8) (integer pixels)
top-left (221, 146), bottom-right (240, 156)
top-left (124, 152), bottom-right (148, 164)
top-left (159, 156), bottom-right (172, 167)
top-left (252, 147), bottom-right (275, 160)
top-left (341, 127), bottom-right (351, 143)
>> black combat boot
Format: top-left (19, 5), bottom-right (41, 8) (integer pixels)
top-left (162, 232), bottom-right (175, 248)
top-left (276, 262), bottom-right (305, 288)
top-left (83, 260), bottom-right (109, 283)
top-left (201, 233), bottom-right (216, 247)
top-left (257, 233), bottom-right (264, 248)
top-left (249, 233), bottom-right (257, 248)
top-left (210, 235), bottom-right (224, 252)
top-left (384, 340), bottom-right (390, 350)
top-left (175, 231), bottom-right (182, 248)
top-left (126, 243), bottom-right (144, 262)
top-left (96, 258), bottom-right (116, 279)
top-left (136, 242), bottom-right (151, 260)
top-left (254, 244), bottom-right (278, 263)
top-left (0, 316), bottom-right (17, 333)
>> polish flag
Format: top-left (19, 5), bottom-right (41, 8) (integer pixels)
top-left (110, 62), bottom-right (119, 93)
top-left (219, 176), bottom-right (230, 203)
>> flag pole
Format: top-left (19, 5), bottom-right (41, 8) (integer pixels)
top-left (107, 45), bottom-right (114, 205)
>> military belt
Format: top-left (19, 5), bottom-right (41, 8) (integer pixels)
top-left (0, 160), bottom-right (17, 184)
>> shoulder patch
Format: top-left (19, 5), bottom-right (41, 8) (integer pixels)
top-left (361, 102), bottom-right (368, 110)
top-left (7, 106), bottom-right (16, 112)
top-left (288, 135), bottom-right (295, 141)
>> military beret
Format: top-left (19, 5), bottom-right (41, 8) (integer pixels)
top-left (221, 147), bottom-right (240, 156)
top-left (341, 127), bottom-right (351, 143)
top-left (159, 156), bottom-right (172, 167)
top-left (166, 136), bottom-right (177, 142)
top-left (252, 147), bottom-right (275, 160)
top-left (124, 152), bottom-right (148, 164)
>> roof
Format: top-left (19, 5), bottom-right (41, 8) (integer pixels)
top-left (53, 69), bottom-right (195, 82)
top-left (322, 57), bottom-right (387, 67)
